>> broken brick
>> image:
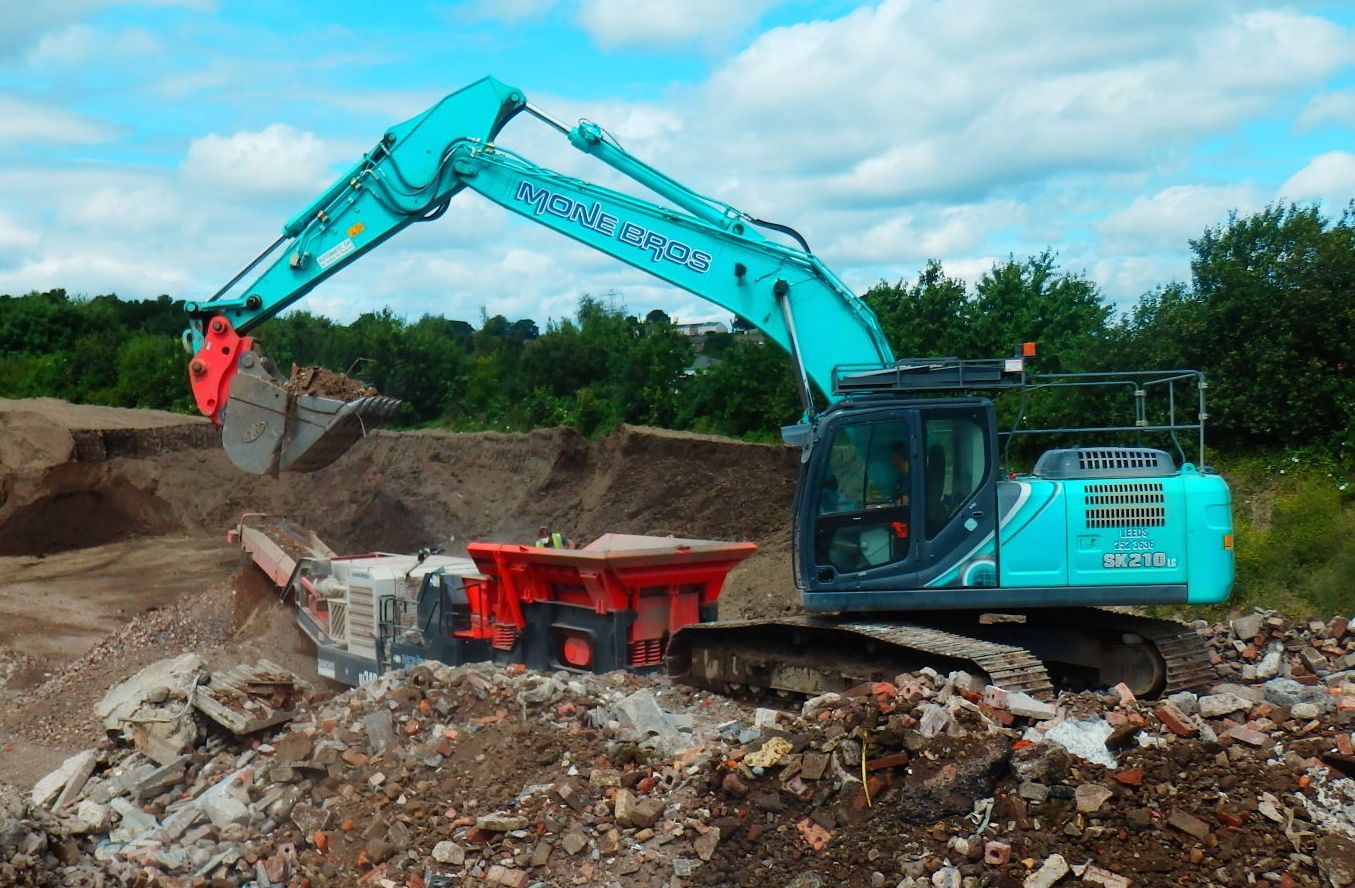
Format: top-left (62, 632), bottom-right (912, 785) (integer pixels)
top-left (1156, 702), bottom-right (1198, 737)
top-left (796, 817), bottom-right (832, 851)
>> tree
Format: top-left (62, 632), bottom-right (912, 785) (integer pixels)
top-left (113, 334), bottom-right (194, 411)
top-left (1120, 203), bottom-right (1355, 452)
top-left (863, 260), bottom-right (970, 359)
top-left (617, 310), bottom-right (692, 427)
top-left (683, 338), bottom-right (800, 440)
top-left (968, 252), bottom-right (1111, 370)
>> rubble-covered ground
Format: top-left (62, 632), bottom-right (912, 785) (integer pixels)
top-left (6, 399), bottom-right (1355, 888)
top-left (12, 609), bottom-right (1355, 888)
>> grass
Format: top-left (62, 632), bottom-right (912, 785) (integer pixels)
top-left (1213, 452), bottom-right (1355, 620)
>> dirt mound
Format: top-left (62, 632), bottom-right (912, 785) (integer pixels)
top-left (0, 398), bottom-right (795, 565)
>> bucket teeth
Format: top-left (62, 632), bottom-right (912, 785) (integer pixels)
top-left (279, 394), bottom-right (402, 473)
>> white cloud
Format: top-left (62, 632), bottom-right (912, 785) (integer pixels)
top-left (692, 1), bottom-right (1355, 206)
top-left (1278, 151), bottom-right (1355, 206)
top-left (0, 253), bottom-right (191, 300)
top-left (0, 212), bottom-right (41, 263)
top-left (1084, 253), bottom-right (1194, 310)
top-left (1097, 184), bottom-right (1258, 252)
top-left (4, 0), bottom-right (1355, 333)
top-left (62, 182), bottom-right (184, 234)
top-left (577, 0), bottom-right (780, 49)
top-left (28, 23), bottom-right (162, 66)
top-left (179, 124), bottom-right (334, 199)
top-left (460, 0), bottom-right (557, 22)
top-left (0, 1), bottom-right (211, 58)
top-left (826, 201), bottom-right (1029, 266)
top-left (1298, 89), bottom-right (1355, 129)
top-left (0, 95), bottom-right (114, 147)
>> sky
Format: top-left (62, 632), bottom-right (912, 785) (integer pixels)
top-left (2, 1), bottom-right (1354, 331)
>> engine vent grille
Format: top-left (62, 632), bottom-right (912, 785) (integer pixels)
top-left (1034, 447), bottom-right (1176, 479)
top-left (1085, 481), bottom-right (1166, 528)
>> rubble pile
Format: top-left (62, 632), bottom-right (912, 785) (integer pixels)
top-left (1204, 610), bottom-right (1355, 686)
top-left (11, 610), bottom-right (1355, 887)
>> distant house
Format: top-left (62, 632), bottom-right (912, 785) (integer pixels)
top-left (675, 321), bottom-right (728, 338)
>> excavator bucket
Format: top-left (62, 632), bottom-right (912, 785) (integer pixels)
top-left (220, 350), bottom-right (400, 475)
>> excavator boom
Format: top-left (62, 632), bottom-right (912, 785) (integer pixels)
top-left (182, 76), bottom-right (891, 474)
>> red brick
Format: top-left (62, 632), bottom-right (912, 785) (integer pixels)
top-left (865, 752), bottom-right (911, 771)
top-left (979, 703), bottom-right (1015, 726)
top-left (983, 841), bottom-right (1011, 866)
top-left (796, 817), bottom-right (831, 850)
top-left (1114, 767), bottom-right (1145, 787)
top-left (1156, 702), bottom-right (1198, 737)
top-left (1225, 725), bottom-right (1271, 748)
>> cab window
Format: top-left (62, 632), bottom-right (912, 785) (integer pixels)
top-left (922, 415), bottom-right (987, 538)
top-left (815, 420), bottom-right (911, 573)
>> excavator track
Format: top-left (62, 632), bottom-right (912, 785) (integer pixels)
top-left (668, 615), bottom-right (1055, 701)
top-left (668, 607), bottom-right (1216, 702)
top-left (1076, 608), bottom-right (1216, 696)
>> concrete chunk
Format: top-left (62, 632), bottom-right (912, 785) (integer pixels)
top-left (1230, 613), bottom-right (1264, 641)
top-left (1198, 693), bottom-right (1251, 718)
top-left (1005, 691), bottom-right (1058, 720)
top-left (1075, 784), bottom-right (1114, 814)
top-left (109, 796), bottom-right (160, 843)
top-left (1024, 853), bottom-right (1069, 888)
top-left (95, 653), bottom-right (203, 734)
top-left (202, 792), bottom-right (251, 831)
top-left (364, 710), bottom-right (395, 753)
top-left (32, 750), bottom-right (98, 809)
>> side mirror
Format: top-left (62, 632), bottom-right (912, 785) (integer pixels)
top-left (781, 423), bottom-right (812, 447)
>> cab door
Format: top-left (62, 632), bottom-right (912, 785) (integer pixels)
top-left (912, 405), bottom-right (998, 588)
top-left (801, 410), bottom-right (920, 590)
top-left (795, 401), bottom-right (998, 599)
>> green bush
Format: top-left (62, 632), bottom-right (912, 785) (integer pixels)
top-left (1221, 453), bottom-right (1355, 619)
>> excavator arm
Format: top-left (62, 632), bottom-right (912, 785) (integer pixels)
top-left (183, 76), bottom-right (893, 474)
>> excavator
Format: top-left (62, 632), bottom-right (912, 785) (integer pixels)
top-left (181, 76), bottom-right (1234, 699)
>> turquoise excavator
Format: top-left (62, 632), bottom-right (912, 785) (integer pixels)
top-left (181, 77), bottom-right (1234, 698)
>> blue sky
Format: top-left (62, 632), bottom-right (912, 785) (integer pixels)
top-left (3, 1), bottom-right (1354, 329)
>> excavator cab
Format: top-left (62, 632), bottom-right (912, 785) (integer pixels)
top-left (795, 399), bottom-right (1000, 604)
top-left (789, 356), bottom-right (1232, 614)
